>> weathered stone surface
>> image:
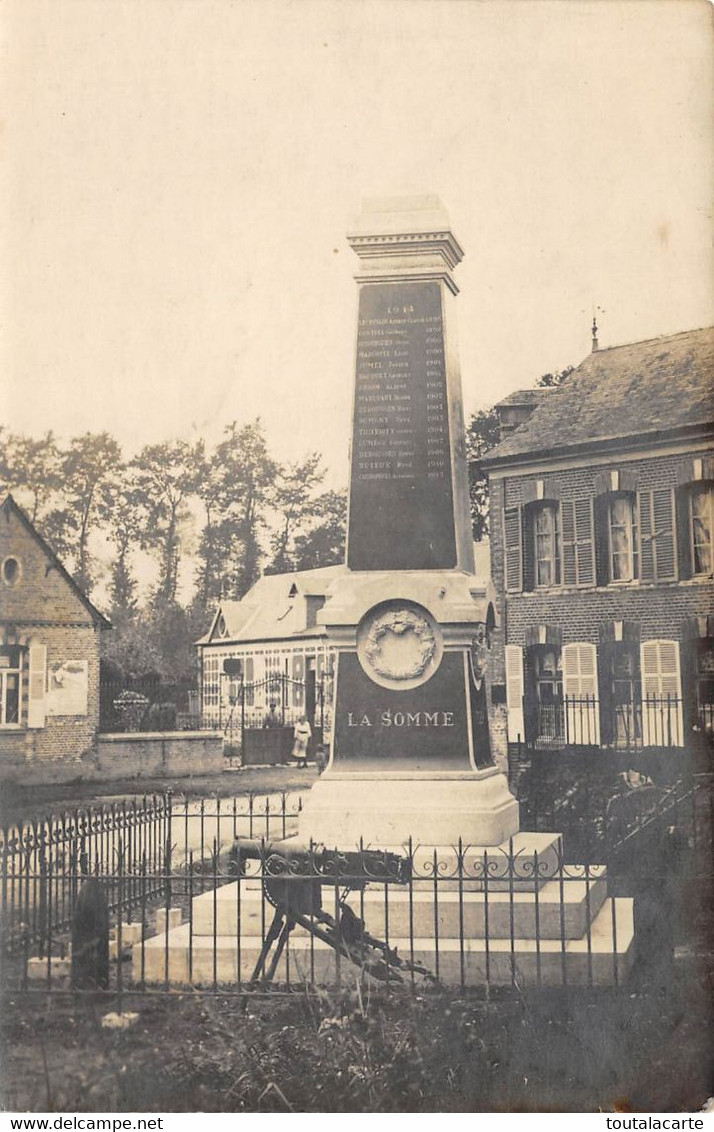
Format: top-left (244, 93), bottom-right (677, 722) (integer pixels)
top-left (71, 878), bottom-right (109, 990)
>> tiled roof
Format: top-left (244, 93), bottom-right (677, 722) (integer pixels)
top-left (493, 388), bottom-right (553, 408)
top-left (199, 546), bottom-right (492, 647)
top-left (485, 327), bottom-right (714, 464)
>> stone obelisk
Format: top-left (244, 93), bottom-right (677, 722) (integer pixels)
top-left (297, 196), bottom-right (519, 847)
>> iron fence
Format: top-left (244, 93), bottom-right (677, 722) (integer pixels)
top-left (0, 791), bottom-right (304, 956)
top-left (1, 778), bottom-right (710, 1002)
top-left (100, 679), bottom-right (201, 733)
top-left (524, 694), bottom-right (691, 751)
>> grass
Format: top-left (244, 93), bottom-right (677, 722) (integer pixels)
top-left (2, 952), bottom-right (712, 1114)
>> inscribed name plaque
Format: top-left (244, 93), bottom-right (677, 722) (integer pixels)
top-left (347, 280), bottom-right (456, 571)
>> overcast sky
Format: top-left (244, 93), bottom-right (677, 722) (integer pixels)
top-left (2, 0), bottom-right (712, 488)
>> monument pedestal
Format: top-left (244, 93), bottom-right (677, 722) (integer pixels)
top-left (298, 766), bottom-right (518, 847)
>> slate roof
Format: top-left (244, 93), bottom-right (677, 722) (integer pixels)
top-left (199, 546), bottom-right (492, 646)
top-left (199, 565), bottom-right (345, 645)
top-left (485, 327), bottom-right (714, 466)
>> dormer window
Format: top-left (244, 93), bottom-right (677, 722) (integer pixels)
top-left (216, 614), bottom-right (227, 638)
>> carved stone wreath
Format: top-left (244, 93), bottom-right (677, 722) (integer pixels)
top-left (363, 607), bottom-right (436, 681)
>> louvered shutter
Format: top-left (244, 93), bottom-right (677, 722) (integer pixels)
top-left (593, 495), bottom-right (609, 586)
top-left (640, 640), bottom-right (683, 746)
top-left (675, 487), bottom-right (692, 581)
top-left (639, 492), bottom-right (655, 581)
top-left (505, 645), bottom-right (525, 743)
top-left (651, 488), bottom-right (676, 580)
top-left (562, 499), bottom-right (595, 587)
top-left (27, 644), bottom-right (47, 729)
top-left (561, 501), bottom-right (577, 586)
top-left (562, 643), bottom-right (600, 745)
top-left (574, 498), bottom-right (595, 584)
top-left (503, 506), bottom-right (523, 593)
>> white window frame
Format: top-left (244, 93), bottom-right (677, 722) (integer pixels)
top-left (533, 503), bottom-right (562, 589)
top-left (689, 484), bottom-right (714, 577)
top-left (608, 493), bottom-right (639, 583)
top-left (505, 645), bottom-right (525, 744)
top-left (0, 648), bottom-right (22, 727)
top-left (640, 640), bottom-right (684, 747)
top-left (562, 642), bottom-right (600, 745)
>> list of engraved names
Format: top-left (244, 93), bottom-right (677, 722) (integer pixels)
top-left (354, 301), bottom-right (449, 483)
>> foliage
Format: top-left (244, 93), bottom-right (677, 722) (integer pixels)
top-left (131, 440), bottom-right (202, 606)
top-left (267, 453), bottom-right (325, 573)
top-left (60, 432), bottom-right (123, 593)
top-left (465, 408), bottom-right (500, 540)
top-left (291, 488), bottom-right (347, 570)
top-left (536, 365), bottom-right (574, 387)
top-left (2, 971), bottom-right (710, 1112)
top-left (0, 429), bottom-right (63, 525)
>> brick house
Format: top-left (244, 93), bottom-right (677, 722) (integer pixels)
top-left (0, 494), bottom-right (111, 779)
top-left (483, 327), bottom-right (714, 759)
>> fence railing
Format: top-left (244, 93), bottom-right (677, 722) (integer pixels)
top-left (524, 694), bottom-right (689, 750)
top-left (1, 779), bottom-right (711, 1000)
top-left (0, 792), bottom-right (304, 957)
top-left (100, 679), bottom-right (201, 733)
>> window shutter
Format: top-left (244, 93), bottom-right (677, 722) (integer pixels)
top-left (562, 500), bottom-right (595, 587)
top-left (652, 488), bottom-right (676, 580)
top-left (594, 495), bottom-right (610, 586)
top-left (503, 506), bottom-right (523, 593)
top-left (574, 498), bottom-right (595, 585)
top-left (27, 644), bottom-right (47, 729)
top-left (675, 487), bottom-right (692, 581)
top-left (639, 492), bottom-right (655, 581)
top-left (505, 645), bottom-right (525, 743)
top-left (640, 640), bottom-right (683, 746)
top-left (561, 500), bottom-right (577, 586)
top-left (562, 642), bottom-right (600, 745)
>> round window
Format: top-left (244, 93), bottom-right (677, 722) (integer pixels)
top-left (2, 557), bottom-right (20, 586)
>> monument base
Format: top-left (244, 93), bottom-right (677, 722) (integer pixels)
top-left (296, 764), bottom-right (519, 847)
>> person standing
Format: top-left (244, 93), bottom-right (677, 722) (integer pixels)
top-left (292, 716), bottom-right (312, 769)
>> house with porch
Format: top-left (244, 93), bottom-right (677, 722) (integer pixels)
top-left (197, 542), bottom-right (498, 761)
top-left (484, 326), bottom-right (714, 764)
top-left (197, 565), bottom-right (344, 756)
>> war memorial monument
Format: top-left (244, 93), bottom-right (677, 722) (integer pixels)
top-left (139, 197), bottom-right (635, 986)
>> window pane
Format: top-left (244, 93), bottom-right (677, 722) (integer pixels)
top-left (610, 496), bottom-right (633, 580)
top-left (692, 487), bottom-right (713, 574)
top-left (5, 673), bottom-right (19, 723)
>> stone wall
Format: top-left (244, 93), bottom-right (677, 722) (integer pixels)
top-left (96, 731), bottom-right (224, 780)
top-left (0, 731), bottom-right (223, 786)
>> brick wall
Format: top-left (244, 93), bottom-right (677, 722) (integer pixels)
top-left (487, 445), bottom-right (714, 738)
top-left (1, 502), bottom-right (105, 779)
top-left (489, 446), bottom-right (714, 665)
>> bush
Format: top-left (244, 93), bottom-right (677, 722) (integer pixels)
top-left (146, 701), bottom-right (178, 731)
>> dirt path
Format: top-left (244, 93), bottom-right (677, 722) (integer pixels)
top-left (0, 765), bottom-right (319, 827)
